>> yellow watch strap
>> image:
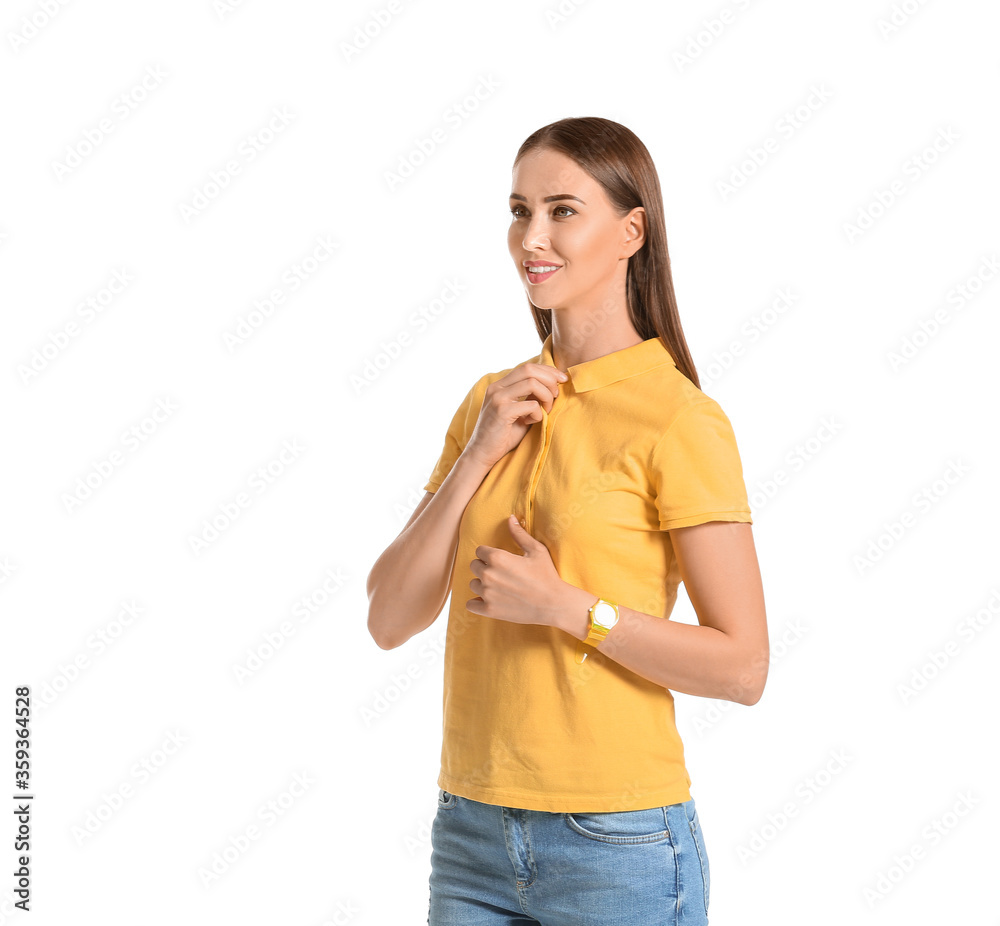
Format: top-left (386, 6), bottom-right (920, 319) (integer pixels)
top-left (575, 597), bottom-right (618, 664)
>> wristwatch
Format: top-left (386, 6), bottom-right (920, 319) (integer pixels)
top-left (575, 597), bottom-right (619, 664)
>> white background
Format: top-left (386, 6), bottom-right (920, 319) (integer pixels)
top-left (2, 0), bottom-right (998, 923)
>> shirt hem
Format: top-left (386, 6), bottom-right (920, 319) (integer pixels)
top-left (437, 773), bottom-right (693, 813)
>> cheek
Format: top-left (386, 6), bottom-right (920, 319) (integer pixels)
top-left (508, 225), bottom-right (524, 259)
top-left (563, 227), bottom-right (607, 268)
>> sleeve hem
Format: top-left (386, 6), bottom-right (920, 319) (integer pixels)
top-left (423, 481), bottom-right (440, 494)
top-left (659, 510), bottom-right (753, 531)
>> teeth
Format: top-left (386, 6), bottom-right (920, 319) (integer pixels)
top-left (528, 266), bottom-right (559, 273)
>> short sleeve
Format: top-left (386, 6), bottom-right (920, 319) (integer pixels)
top-left (423, 374), bottom-right (489, 494)
top-left (651, 398), bottom-right (753, 530)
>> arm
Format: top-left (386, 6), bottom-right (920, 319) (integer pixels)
top-left (370, 359), bottom-right (568, 650)
top-left (366, 450), bottom-right (492, 650)
top-left (553, 520), bottom-right (769, 705)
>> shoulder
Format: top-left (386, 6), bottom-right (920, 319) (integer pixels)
top-left (469, 346), bottom-right (540, 394)
top-left (642, 363), bottom-right (729, 432)
top-left (449, 357), bottom-right (524, 421)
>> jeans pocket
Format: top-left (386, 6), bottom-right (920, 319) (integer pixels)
top-left (565, 807), bottom-right (671, 845)
top-left (437, 788), bottom-right (457, 808)
top-left (685, 801), bottom-right (710, 911)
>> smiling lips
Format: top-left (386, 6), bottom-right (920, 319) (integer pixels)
top-left (524, 261), bottom-right (562, 284)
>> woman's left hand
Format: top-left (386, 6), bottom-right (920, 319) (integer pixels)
top-left (466, 515), bottom-right (570, 627)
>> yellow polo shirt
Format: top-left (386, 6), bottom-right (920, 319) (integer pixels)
top-left (423, 332), bottom-right (753, 812)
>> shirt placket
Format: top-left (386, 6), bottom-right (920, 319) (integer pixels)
top-left (521, 399), bottom-right (564, 535)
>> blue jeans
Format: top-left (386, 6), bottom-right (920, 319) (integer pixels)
top-left (428, 789), bottom-right (710, 925)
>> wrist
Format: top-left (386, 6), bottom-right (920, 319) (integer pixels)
top-left (554, 584), bottom-right (599, 641)
top-left (460, 442), bottom-right (496, 474)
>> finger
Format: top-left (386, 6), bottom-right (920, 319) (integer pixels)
top-left (507, 514), bottom-right (532, 548)
top-left (502, 375), bottom-right (561, 413)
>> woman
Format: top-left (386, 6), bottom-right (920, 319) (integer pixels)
top-left (367, 116), bottom-right (768, 926)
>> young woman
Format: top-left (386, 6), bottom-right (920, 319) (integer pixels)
top-left (367, 116), bottom-right (768, 926)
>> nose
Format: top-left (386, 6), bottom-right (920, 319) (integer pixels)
top-left (521, 215), bottom-right (549, 252)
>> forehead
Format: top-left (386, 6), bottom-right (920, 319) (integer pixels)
top-left (510, 148), bottom-right (595, 197)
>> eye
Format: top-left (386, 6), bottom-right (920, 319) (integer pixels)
top-left (509, 205), bottom-right (576, 218)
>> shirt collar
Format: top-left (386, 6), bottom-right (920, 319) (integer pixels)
top-left (536, 331), bottom-right (676, 393)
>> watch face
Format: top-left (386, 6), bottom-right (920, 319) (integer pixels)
top-left (593, 601), bottom-right (618, 629)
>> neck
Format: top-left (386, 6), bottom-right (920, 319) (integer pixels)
top-left (547, 261), bottom-right (643, 368)
top-left (550, 314), bottom-right (643, 370)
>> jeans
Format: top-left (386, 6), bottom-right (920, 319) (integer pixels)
top-left (428, 789), bottom-right (710, 925)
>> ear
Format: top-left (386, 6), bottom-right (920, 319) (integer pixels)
top-left (623, 206), bottom-right (646, 256)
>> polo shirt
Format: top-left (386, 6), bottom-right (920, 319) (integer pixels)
top-left (423, 331), bottom-right (753, 812)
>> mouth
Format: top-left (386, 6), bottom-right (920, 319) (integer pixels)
top-left (524, 262), bottom-right (563, 284)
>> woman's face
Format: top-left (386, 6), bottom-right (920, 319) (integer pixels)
top-left (507, 147), bottom-right (644, 313)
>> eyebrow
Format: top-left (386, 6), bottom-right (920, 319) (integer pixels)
top-left (509, 193), bottom-right (587, 204)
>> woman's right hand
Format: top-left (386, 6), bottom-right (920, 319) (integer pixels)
top-left (464, 362), bottom-right (569, 470)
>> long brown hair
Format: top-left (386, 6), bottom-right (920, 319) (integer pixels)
top-left (513, 116), bottom-right (701, 389)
